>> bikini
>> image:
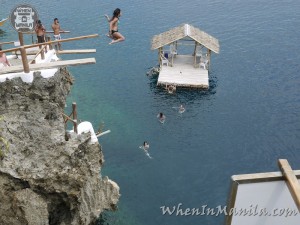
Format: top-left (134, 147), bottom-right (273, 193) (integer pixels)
top-left (111, 18), bottom-right (119, 35)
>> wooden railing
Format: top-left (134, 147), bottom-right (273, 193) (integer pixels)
top-left (29, 44), bottom-right (48, 64)
top-left (62, 102), bottom-right (78, 134)
top-left (0, 32), bottom-right (99, 73)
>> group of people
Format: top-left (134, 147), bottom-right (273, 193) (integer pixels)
top-left (141, 105), bottom-right (185, 156)
top-left (34, 18), bottom-right (64, 50)
top-left (1, 8), bottom-right (124, 69)
top-left (0, 17), bottom-right (64, 68)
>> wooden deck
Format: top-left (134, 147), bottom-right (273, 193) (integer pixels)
top-left (0, 58), bottom-right (96, 74)
top-left (157, 55), bottom-right (209, 88)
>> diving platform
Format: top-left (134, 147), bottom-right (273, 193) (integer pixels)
top-left (157, 55), bottom-right (208, 88)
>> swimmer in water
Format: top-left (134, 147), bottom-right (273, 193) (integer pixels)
top-left (157, 112), bottom-right (166, 123)
top-left (139, 141), bottom-right (152, 159)
top-left (179, 104), bottom-right (185, 113)
top-left (143, 141), bottom-right (149, 150)
top-left (165, 84), bottom-right (176, 94)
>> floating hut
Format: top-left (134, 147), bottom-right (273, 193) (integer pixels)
top-left (151, 24), bottom-right (220, 89)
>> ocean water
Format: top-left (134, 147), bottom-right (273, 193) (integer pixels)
top-left (1, 0), bottom-right (300, 224)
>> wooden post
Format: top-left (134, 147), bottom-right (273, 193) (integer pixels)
top-left (18, 32), bottom-right (24, 46)
top-left (158, 48), bottom-right (162, 67)
top-left (39, 45), bottom-right (45, 60)
top-left (47, 36), bottom-right (53, 50)
top-left (20, 47), bottom-right (30, 73)
top-left (193, 42), bottom-right (197, 67)
top-left (207, 49), bottom-right (211, 71)
top-left (171, 46), bottom-right (174, 67)
top-left (278, 159), bottom-right (300, 212)
top-left (72, 102), bottom-right (78, 134)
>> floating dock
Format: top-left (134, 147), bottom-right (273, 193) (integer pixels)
top-left (151, 24), bottom-right (220, 89)
top-left (157, 55), bottom-right (208, 88)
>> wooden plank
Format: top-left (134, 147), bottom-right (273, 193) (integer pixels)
top-left (0, 41), bottom-right (15, 45)
top-left (231, 170), bottom-right (300, 183)
top-left (0, 58), bottom-right (96, 74)
top-left (278, 159), bottom-right (300, 212)
top-left (57, 49), bottom-right (96, 54)
top-left (96, 130), bottom-right (111, 137)
top-left (0, 34), bottom-right (99, 54)
top-left (29, 45), bottom-right (48, 64)
top-left (23, 31), bottom-right (71, 34)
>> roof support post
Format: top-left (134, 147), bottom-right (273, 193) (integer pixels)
top-left (194, 42), bottom-right (197, 68)
top-left (158, 47), bottom-right (162, 67)
top-left (207, 49), bottom-right (211, 71)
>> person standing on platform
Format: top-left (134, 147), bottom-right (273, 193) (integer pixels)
top-left (35, 20), bottom-right (46, 43)
top-left (51, 18), bottom-right (64, 50)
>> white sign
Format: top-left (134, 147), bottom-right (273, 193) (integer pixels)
top-left (10, 4), bottom-right (39, 32)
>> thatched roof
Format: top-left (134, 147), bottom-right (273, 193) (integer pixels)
top-left (151, 24), bottom-right (220, 54)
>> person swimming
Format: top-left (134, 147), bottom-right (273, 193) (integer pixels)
top-left (165, 84), bottom-right (176, 94)
top-left (139, 141), bottom-right (152, 159)
top-left (157, 112), bottom-right (166, 123)
top-left (143, 141), bottom-right (149, 150)
top-left (179, 104), bottom-right (185, 113)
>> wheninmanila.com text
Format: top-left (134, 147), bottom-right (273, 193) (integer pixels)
top-left (160, 203), bottom-right (299, 217)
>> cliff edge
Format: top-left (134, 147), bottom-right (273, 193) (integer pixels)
top-left (0, 68), bottom-right (119, 225)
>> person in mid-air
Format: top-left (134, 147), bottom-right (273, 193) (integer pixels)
top-left (105, 8), bottom-right (125, 45)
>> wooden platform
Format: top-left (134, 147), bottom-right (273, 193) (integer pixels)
top-left (57, 49), bottom-right (96, 54)
top-left (0, 58), bottom-right (96, 74)
top-left (157, 55), bottom-right (209, 88)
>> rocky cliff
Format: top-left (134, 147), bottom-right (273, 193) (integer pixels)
top-left (0, 68), bottom-right (119, 225)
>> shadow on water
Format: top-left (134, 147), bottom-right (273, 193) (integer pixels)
top-left (96, 208), bottom-right (139, 225)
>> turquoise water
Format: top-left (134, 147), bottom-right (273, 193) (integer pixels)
top-left (1, 1), bottom-right (300, 224)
